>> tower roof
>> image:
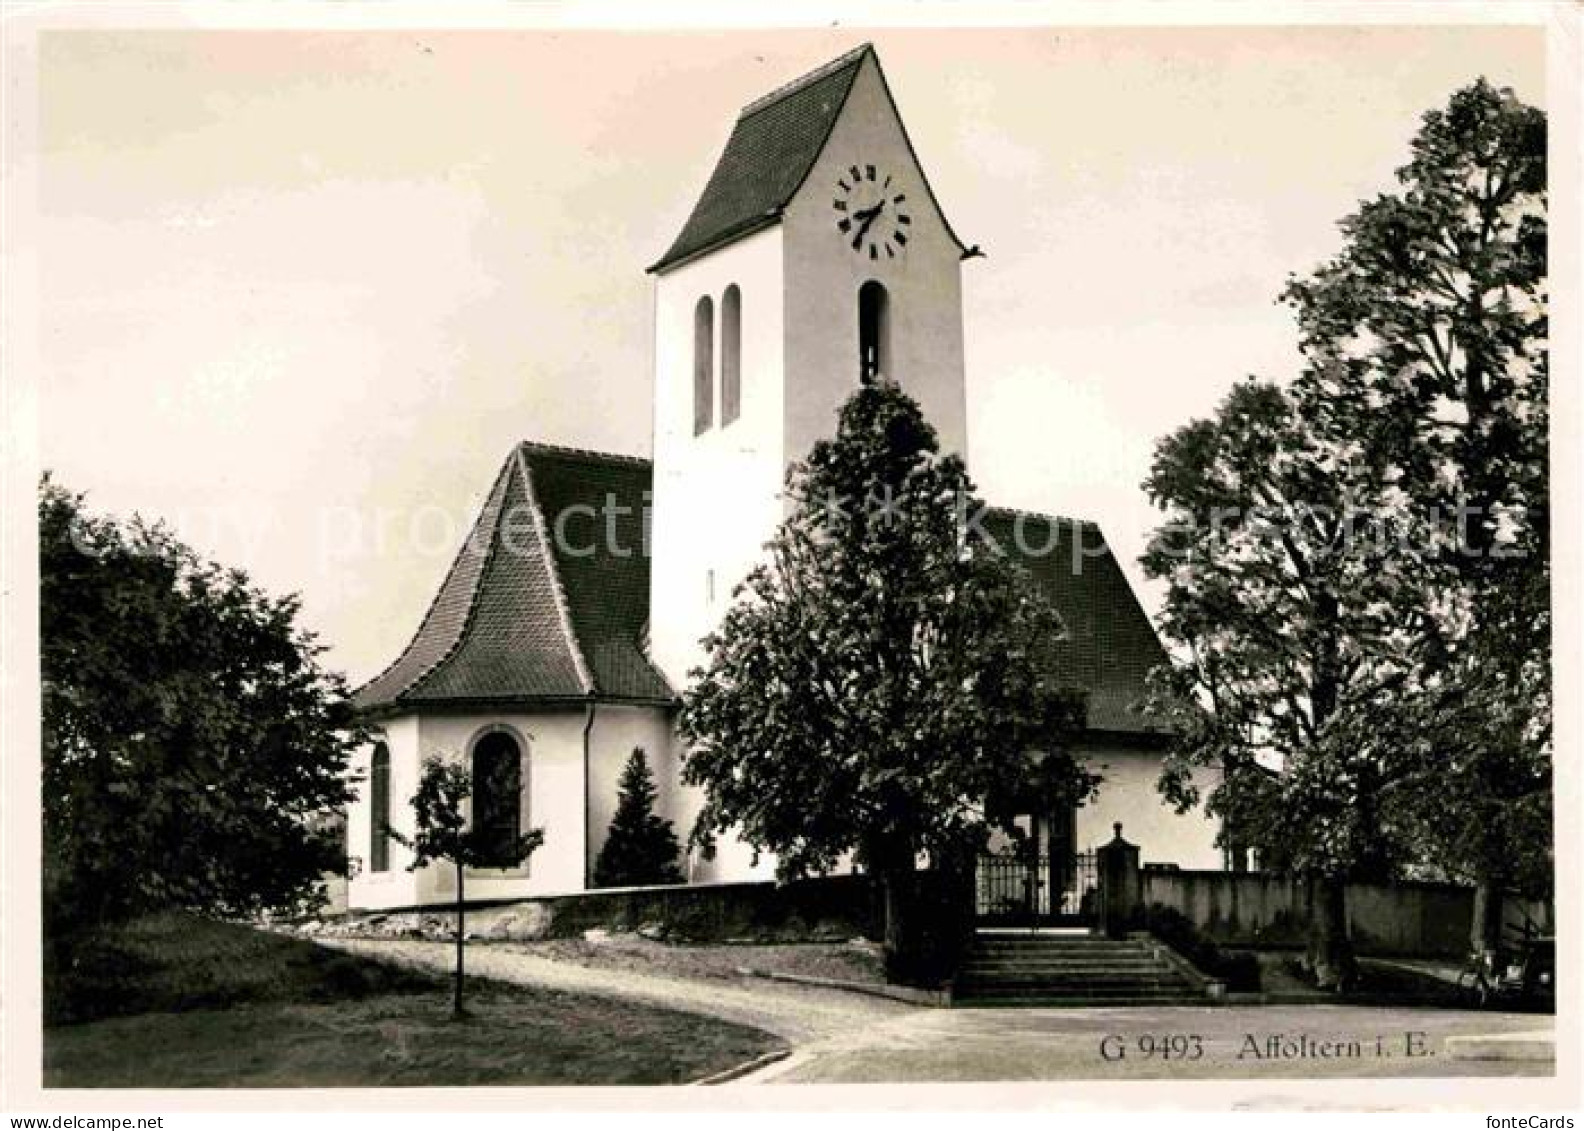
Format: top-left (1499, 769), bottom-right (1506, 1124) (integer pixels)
top-left (649, 45), bottom-right (867, 274)
top-left (649, 44), bottom-right (968, 274)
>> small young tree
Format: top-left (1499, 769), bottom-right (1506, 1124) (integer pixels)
top-left (394, 757), bottom-right (544, 1017)
top-left (680, 381), bottom-right (1091, 983)
top-left (593, 748), bottom-right (684, 888)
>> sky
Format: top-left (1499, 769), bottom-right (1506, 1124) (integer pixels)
top-left (36, 24), bottom-right (1546, 684)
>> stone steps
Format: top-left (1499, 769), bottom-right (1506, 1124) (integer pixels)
top-left (960, 966), bottom-right (1193, 981)
top-left (963, 957), bottom-right (1167, 971)
top-left (969, 937), bottom-right (1146, 944)
top-left (954, 932), bottom-right (1205, 1007)
top-left (956, 993), bottom-right (1206, 1009)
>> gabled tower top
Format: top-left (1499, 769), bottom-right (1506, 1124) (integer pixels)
top-left (649, 44), bottom-right (968, 274)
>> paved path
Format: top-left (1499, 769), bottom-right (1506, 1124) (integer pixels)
top-left (323, 939), bottom-right (1553, 1084)
top-left (754, 1001), bottom-right (1553, 1082)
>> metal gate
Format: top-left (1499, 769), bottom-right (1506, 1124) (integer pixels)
top-left (975, 851), bottom-right (1097, 927)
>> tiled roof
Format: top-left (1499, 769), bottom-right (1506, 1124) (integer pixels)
top-left (522, 445), bottom-right (672, 702)
top-left (649, 45), bottom-right (868, 274)
top-left (352, 443), bottom-right (674, 713)
top-left (983, 508), bottom-right (1171, 737)
top-left (357, 451), bottom-right (1169, 737)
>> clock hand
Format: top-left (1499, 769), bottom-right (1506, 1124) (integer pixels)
top-left (851, 202), bottom-right (885, 248)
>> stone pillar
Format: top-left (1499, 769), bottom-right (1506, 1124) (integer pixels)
top-left (1096, 822), bottom-right (1142, 939)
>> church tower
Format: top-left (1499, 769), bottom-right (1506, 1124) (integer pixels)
top-left (647, 45), bottom-right (974, 686)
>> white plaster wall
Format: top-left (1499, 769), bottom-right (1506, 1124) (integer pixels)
top-left (645, 57), bottom-right (971, 886)
top-left (673, 778), bottom-right (779, 885)
top-left (409, 711), bottom-right (589, 904)
top-left (1075, 745), bottom-right (1223, 869)
top-left (346, 706), bottom-right (780, 908)
top-left (649, 225), bottom-right (786, 689)
top-left (637, 721), bottom-right (778, 886)
top-left (346, 714), bottom-right (422, 911)
top-left (781, 53), bottom-right (969, 467)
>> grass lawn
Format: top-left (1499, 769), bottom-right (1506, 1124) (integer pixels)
top-left (44, 913), bottom-right (783, 1087)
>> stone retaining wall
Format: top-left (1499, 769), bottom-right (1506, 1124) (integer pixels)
top-left (1140, 870), bottom-right (1553, 958)
top-left (299, 873), bottom-right (884, 944)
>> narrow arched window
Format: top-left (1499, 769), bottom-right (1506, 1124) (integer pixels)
top-left (369, 742), bottom-right (391, 873)
top-left (859, 280), bottom-right (889, 384)
top-left (693, 295), bottom-right (714, 435)
top-left (721, 285), bottom-right (742, 425)
top-left (472, 732), bottom-right (523, 868)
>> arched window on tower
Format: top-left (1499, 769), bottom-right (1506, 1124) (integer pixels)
top-left (721, 285), bottom-right (742, 425)
top-left (858, 280), bottom-right (889, 384)
top-left (693, 295), bottom-right (714, 435)
top-left (472, 731), bottom-right (524, 868)
top-left (369, 742), bottom-right (390, 873)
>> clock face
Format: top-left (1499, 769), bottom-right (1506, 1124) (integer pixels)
top-left (831, 163), bottom-right (912, 260)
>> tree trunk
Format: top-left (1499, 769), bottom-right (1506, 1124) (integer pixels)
top-left (879, 864), bottom-right (916, 985)
top-left (865, 829), bottom-right (919, 985)
top-left (453, 862), bottom-right (466, 1018)
top-left (1305, 874), bottom-right (1356, 991)
top-left (1470, 878), bottom-right (1504, 956)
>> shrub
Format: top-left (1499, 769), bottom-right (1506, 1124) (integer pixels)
top-left (1143, 903), bottom-right (1261, 992)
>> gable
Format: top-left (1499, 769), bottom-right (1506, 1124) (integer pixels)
top-left (781, 48), bottom-right (967, 262)
top-left (649, 44), bottom-right (967, 275)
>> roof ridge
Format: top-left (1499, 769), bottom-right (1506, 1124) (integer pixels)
top-left (986, 502), bottom-right (1101, 531)
top-left (650, 44), bottom-right (871, 274)
top-left (740, 43), bottom-right (871, 118)
top-left (352, 455), bottom-right (514, 706)
top-left (517, 439), bottom-right (651, 468)
top-left (515, 446), bottom-right (596, 695)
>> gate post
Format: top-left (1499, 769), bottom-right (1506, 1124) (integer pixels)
top-left (1096, 823), bottom-right (1142, 939)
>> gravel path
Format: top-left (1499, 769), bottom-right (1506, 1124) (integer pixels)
top-left (318, 937), bottom-right (910, 1044)
top-left (320, 939), bottom-right (1553, 1087)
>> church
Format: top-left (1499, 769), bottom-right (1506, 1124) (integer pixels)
top-left (345, 44), bottom-right (1222, 916)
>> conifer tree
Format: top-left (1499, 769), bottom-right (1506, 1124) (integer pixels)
top-left (593, 748), bottom-right (684, 888)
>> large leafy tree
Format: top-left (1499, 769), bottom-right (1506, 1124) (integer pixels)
top-left (40, 478), bottom-right (364, 926)
top-left (1282, 78), bottom-right (1549, 947)
top-left (679, 381), bottom-right (1091, 982)
top-left (1144, 79), bottom-right (1549, 979)
top-left (1142, 380), bottom-right (1429, 987)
